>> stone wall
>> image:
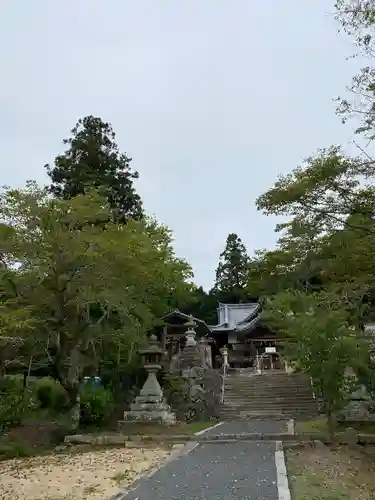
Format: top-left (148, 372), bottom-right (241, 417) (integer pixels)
top-left (161, 319), bottom-right (222, 422)
top-left (163, 367), bottom-right (222, 422)
top-left (337, 384), bottom-right (375, 422)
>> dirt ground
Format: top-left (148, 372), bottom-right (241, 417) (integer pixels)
top-left (0, 446), bottom-right (170, 500)
top-left (286, 443), bottom-right (375, 500)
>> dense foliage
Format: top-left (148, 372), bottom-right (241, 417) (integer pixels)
top-left (46, 115), bottom-right (144, 222)
top-left (263, 291), bottom-right (366, 432)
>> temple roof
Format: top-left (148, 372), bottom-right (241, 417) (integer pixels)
top-left (160, 309), bottom-right (211, 334)
top-left (209, 302), bottom-right (261, 334)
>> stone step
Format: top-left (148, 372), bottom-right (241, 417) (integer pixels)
top-left (226, 373), bottom-right (309, 383)
top-left (226, 372), bottom-right (309, 380)
top-left (225, 382), bottom-right (312, 388)
top-left (221, 411), bottom-right (317, 417)
top-left (222, 405), bottom-right (317, 412)
top-left (220, 407), bottom-right (318, 414)
top-left (225, 387), bottom-right (313, 392)
top-left (221, 372), bottom-right (317, 421)
top-left (223, 397), bottom-right (317, 404)
top-left (225, 381), bottom-right (312, 387)
top-left (223, 399), bottom-right (316, 408)
top-left (220, 411), bottom-right (316, 418)
top-left (225, 393), bottom-right (314, 398)
top-left (224, 398), bottom-right (315, 406)
top-left (226, 390), bottom-right (313, 395)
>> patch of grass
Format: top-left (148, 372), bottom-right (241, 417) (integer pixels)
top-left (296, 417), bottom-right (375, 438)
top-left (295, 417), bottom-right (329, 435)
top-left (83, 484), bottom-right (101, 494)
top-left (337, 421), bottom-right (375, 435)
top-left (39, 493), bottom-right (78, 500)
top-left (42, 496), bottom-right (76, 500)
top-left (286, 444), bottom-right (375, 500)
top-left (0, 440), bottom-right (33, 460)
top-left (181, 421), bottom-right (215, 434)
top-left (111, 469), bottom-right (133, 484)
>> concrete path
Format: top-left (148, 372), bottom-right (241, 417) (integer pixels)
top-left (120, 421), bottom-right (289, 500)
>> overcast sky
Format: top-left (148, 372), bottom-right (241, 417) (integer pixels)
top-left (0, 1), bottom-right (362, 289)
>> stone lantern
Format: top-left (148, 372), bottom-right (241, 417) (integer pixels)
top-left (221, 346), bottom-right (229, 369)
top-left (123, 334), bottom-right (176, 424)
top-left (185, 316), bottom-right (197, 346)
top-left (140, 334), bottom-right (164, 370)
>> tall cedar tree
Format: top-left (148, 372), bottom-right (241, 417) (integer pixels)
top-left (214, 233), bottom-right (250, 303)
top-left (46, 116), bottom-right (143, 222)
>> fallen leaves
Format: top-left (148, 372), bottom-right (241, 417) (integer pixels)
top-left (0, 447), bottom-right (169, 500)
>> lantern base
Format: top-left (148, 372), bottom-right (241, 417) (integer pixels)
top-left (123, 368), bottom-right (176, 425)
top-left (123, 397), bottom-right (176, 425)
top-left (123, 407), bottom-right (176, 425)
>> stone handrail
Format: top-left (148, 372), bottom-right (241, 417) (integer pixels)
top-left (221, 361), bottom-right (227, 403)
top-left (220, 347), bottom-right (229, 403)
top-left (309, 376), bottom-right (316, 399)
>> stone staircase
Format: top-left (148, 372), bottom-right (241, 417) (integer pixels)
top-left (220, 371), bottom-right (319, 421)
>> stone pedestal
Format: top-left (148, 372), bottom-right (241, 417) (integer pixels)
top-left (124, 365), bottom-right (175, 424)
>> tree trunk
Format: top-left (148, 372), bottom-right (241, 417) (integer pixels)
top-left (68, 391), bottom-right (81, 431)
top-left (327, 409), bottom-right (336, 438)
top-left (56, 344), bottom-right (82, 431)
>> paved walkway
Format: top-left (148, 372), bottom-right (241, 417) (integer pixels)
top-left (120, 421), bottom-right (289, 500)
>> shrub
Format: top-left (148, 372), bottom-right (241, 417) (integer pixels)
top-left (79, 384), bottom-right (114, 427)
top-left (35, 378), bottom-right (69, 411)
top-left (0, 376), bottom-right (29, 431)
top-left (0, 440), bottom-right (32, 461)
top-left (162, 374), bottom-right (187, 407)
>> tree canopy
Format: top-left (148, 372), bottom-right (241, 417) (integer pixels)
top-left (213, 233), bottom-right (251, 303)
top-left (46, 116), bottom-right (144, 222)
top-left (335, 0), bottom-right (375, 139)
top-left (253, 146), bottom-right (375, 308)
top-left (263, 290), bottom-right (365, 432)
top-left (0, 183), bottom-right (191, 407)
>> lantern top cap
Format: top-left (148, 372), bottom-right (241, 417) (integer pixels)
top-left (185, 315), bottom-right (197, 330)
top-left (139, 334), bottom-right (163, 355)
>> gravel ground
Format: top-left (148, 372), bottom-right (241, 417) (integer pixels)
top-left (0, 447), bottom-right (169, 500)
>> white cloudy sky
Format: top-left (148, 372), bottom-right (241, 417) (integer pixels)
top-left (0, 1), bottom-right (363, 289)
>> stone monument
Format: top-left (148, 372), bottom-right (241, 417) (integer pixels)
top-left (123, 334), bottom-right (176, 424)
top-left (179, 316), bottom-right (203, 375)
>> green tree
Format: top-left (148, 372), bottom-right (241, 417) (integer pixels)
top-left (246, 220), bottom-right (325, 299)
top-left (256, 147), bottom-right (375, 301)
top-left (214, 233), bottom-right (250, 302)
top-left (263, 290), bottom-right (365, 434)
top-left (335, 0), bottom-right (375, 139)
top-left (0, 182), bottom-right (191, 425)
top-left (256, 146), bottom-right (375, 236)
top-left (0, 273), bottom-right (36, 377)
top-left (46, 115), bottom-right (143, 222)
top-left (181, 286), bottom-right (219, 325)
